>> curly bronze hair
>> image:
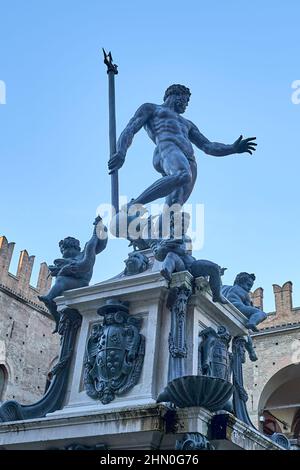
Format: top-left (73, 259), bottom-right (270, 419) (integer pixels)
top-left (163, 84), bottom-right (191, 102)
top-left (59, 236), bottom-right (81, 252)
top-left (234, 272), bottom-right (256, 286)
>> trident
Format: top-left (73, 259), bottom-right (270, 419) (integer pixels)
top-left (102, 48), bottom-right (119, 215)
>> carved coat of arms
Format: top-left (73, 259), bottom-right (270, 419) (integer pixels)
top-left (198, 326), bottom-right (232, 381)
top-left (84, 299), bottom-right (145, 404)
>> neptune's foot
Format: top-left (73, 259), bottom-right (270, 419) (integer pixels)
top-left (246, 321), bottom-right (259, 332)
top-left (38, 294), bottom-right (49, 305)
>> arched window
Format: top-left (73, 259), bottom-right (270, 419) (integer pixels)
top-left (0, 365), bottom-right (8, 400)
top-left (258, 364), bottom-right (300, 436)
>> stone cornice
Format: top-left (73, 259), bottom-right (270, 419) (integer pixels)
top-left (0, 282), bottom-right (52, 319)
top-left (253, 322), bottom-right (300, 337)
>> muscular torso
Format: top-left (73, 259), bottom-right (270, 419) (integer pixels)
top-left (144, 104), bottom-right (194, 160)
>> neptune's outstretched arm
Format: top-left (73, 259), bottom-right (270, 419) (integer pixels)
top-left (188, 121), bottom-right (257, 156)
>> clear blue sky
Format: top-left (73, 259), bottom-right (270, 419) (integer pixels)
top-left (0, 0), bottom-right (299, 311)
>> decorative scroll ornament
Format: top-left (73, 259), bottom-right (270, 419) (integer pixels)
top-left (84, 300), bottom-right (145, 404)
top-left (270, 433), bottom-right (290, 450)
top-left (176, 433), bottom-right (214, 450)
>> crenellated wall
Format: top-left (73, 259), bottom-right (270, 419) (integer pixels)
top-left (0, 236), bottom-right (52, 309)
top-left (0, 235), bottom-right (59, 404)
top-left (251, 281), bottom-right (300, 329)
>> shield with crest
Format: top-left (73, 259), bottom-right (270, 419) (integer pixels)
top-left (84, 300), bottom-right (145, 404)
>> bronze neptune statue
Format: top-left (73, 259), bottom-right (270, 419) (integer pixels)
top-left (109, 84), bottom-right (257, 209)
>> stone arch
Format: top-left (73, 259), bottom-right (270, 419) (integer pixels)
top-left (0, 364), bottom-right (9, 400)
top-left (258, 363), bottom-right (300, 435)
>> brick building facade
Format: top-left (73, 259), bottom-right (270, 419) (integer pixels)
top-left (245, 282), bottom-right (300, 444)
top-left (0, 235), bottom-right (59, 405)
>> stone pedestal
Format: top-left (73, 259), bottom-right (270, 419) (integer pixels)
top-left (0, 266), bottom-right (285, 450)
top-left (0, 404), bottom-right (284, 450)
top-left (52, 270), bottom-right (247, 415)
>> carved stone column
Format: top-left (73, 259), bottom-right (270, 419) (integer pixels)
top-left (231, 335), bottom-right (256, 427)
top-left (167, 280), bottom-right (193, 382)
